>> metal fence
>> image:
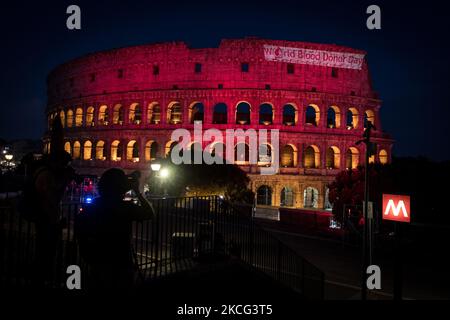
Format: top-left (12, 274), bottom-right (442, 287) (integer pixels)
top-left (0, 196), bottom-right (324, 299)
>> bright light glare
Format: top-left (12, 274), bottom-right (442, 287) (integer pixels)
top-left (5, 154), bottom-right (13, 161)
top-left (160, 168), bottom-right (169, 178)
top-left (151, 163), bottom-right (161, 172)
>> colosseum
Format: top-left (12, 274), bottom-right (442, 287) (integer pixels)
top-left (44, 38), bottom-right (393, 210)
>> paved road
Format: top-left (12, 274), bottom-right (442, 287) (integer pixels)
top-left (266, 228), bottom-right (450, 300)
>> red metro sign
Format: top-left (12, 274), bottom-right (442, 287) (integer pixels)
top-left (382, 194), bottom-right (411, 223)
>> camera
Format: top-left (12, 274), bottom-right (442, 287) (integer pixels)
top-left (126, 170), bottom-right (141, 190)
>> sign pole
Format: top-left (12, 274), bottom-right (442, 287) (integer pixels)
top-left (393, 222), bottom-right (403, 300)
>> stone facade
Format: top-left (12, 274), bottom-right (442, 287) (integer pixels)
top-left (44, 38), bottom-right (393, 209)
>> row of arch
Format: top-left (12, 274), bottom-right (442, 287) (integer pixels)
top-left (256, 185), bottom-right (321, 208)
top-left (48, 102), bottom-right (376, 129)
top-left (62, 140), bottom-right (389, 168)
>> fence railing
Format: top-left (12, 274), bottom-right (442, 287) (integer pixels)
top-left (0, 196), bottom-right (324, 299)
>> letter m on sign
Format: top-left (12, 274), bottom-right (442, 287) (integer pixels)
top-left (382, 194), bottom-right (411, 223)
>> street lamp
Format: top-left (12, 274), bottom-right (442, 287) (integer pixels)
top-left (356, 121), bottom-right (376, 300)
top-left (151, 162), bottom-right (161, 172)
top-left (5, 154), bottom-right (13, 161)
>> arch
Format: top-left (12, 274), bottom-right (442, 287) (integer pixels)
top-left (379, 149), bottom-right (388, 164)
top-left (110, 140), bottom-right (122, 161)
top-left (212, 103), bottom-right (227, 124)
top-left (258, 143), bottom-right (272, 164)
top-left (256, 185), bottom-right (272, 206)
top-left (303, 145), bottom-right (320, 169)
top-left (165, 141), bottom-right (178, 157)
top-left (346, 107), bottom-right (359, 129)
top-left (304, 187), bottom-right (319, 208)
top-left (95, 141), bottom-right (105, 160)
top-left (327, 106), bottom-right (341, 128)
top-left (98, 105), bottom-right (109, 125)
top-left (345, 147), bottom-right (359, 169)
top-left (145, 141), bottom-right (159, 161)
top-left (73, 141), bottom-right (81, 159)
top-left (259, 103), bottom-right (273, 125)
top-left (282, 104), bottom-right (297, 126)
top-left (167, 102), bottom-right (182, 124)
top-left (189, 102), bottom-right (204, 123)
top-left (75, 107), bottom-right (83, 127)
top-left (129, 103), bottom-right (142, 124)
top-left (364, 109), bottom-right (375, 128)
top-left (86, 106), bottom-right (95, 126)
top-left (281, 144), bottom-right (297, 167)
top-left (326, 146), bottom-right (341, 169)
top-left (59, 110), bottom-right (66, 128)
top-left (280, 187), bottom-right (294, 207)
top-left (235, 102), bottom-right (251, 125)
top-left (66, 109), bottom-right (74, 127)
top-left (83, 141), bottom-right (92, 160)
top-left (305, 104), bottom-right (320, 126)
top-left (147, 102), bottom-right (161, 124)
top-left (234, 143), bottom-right (250, 163)
top-left (64, 141), bottom-right (71, 155)
top-left (127, 140), bottom-right (139, 162)
top-left (113, 104), bottom-right (124, 125)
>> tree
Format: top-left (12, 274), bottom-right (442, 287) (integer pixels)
top-left (147, 158), bottom-right (254, 204)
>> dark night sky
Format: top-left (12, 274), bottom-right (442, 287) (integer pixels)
top-left (1, 0), bottom-right (449, 160)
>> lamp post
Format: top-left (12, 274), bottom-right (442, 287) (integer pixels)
top-left (356, 121), bottom-right (376, 300)
top-left (150, 160), bottom-right (169, 196)
top-left (4, 153), bottom-right (14, 199)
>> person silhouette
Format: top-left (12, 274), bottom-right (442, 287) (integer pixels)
top-left (76, 168), bottom-right (155, 290)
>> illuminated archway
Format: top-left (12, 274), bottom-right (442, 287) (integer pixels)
top-left (66, 109), bottom-right (74, 128)
top-left (379, 149), bottom-right (388, 164)
top-left (258, 143), bottom-right (272, 164)
top-left (129, 103), bottom-right (142, 125)
top-left (327, 106), bottom-right (341, 128)
top-left (364, 109), bottom-right (375, 128)
top-left (304, 187), bottom-right (319, 208)
top-left (167, 102), bottom-right (182, 124)
top-left (83, 141), bottom-right (92, 160)
top-left (147, 102), bottom-right (161, 124)
top-left (326, 146), bottom-right (341, 169)
top-left (346, 107), bottom-right (359, 129)
top-left (145, 141), bottom-right (159, 161)
top-left (64, 141), bottom-right (71, 155)
top-left (303, 145), bottom-right (320, 168)
top-left (189, 102), bottom-right (204, 123)
top-left (86, 106), bottom-right (95, 126)
top-left (111, 140), bottom-right (122, 161)
top-left (259, 103), bottom-right (273, 125)
top-left (345, 147), bottom-right (359, 169)
top-left (281, 144), bottom-right (297, 167)
top-left (73, 141), bottom-right (81, 159)
top-left (305, 104), bottom-right (320, 126)
top-left (95, 141), bottom-right (105, 160)
top-left (280, 187), bottom-right (294, 207)
top-left (98, 105), bottom-right (109, 125)
top-left (75, 108), bottom-right (83, 127)
top-left (59, 110), bottom-right (66, 128)
top-left (127, 140), bottom-right (139, 162)
top-left (282, 104), bottom-right (297, 126)
top-left (236, 102), bottom-right (251, 125)
top-left (257, 185), bottom-right (272, 206)
top-left (113, 104), bottom-right (124, 125)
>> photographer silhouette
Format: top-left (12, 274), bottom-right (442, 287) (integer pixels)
top-left (75, 168), bottom-right (155, 290)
